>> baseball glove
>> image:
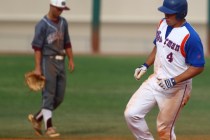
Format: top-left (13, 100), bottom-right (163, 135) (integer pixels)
top-left (24, 71), bottom-right (46, 92)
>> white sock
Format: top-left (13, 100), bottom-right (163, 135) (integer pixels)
top-left (42, 109), bottom-right (52, 130)
top-left (35, 111), bottom-right (43, 120)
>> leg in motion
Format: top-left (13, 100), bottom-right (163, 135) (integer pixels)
top-left (28, 110), bottom-right (43, 136)
top-left (124, 84), bottom-right (157, 140)
top-left (42, 109), bottom-right (60, 137)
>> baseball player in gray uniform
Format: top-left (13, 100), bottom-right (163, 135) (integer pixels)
top-left (28, 0), bottom-right (74, 137)
top-left (124, 0), bottom-right (205, 140)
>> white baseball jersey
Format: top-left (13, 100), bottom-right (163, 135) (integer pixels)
top-left (153, 19), bottom-right (205, 83)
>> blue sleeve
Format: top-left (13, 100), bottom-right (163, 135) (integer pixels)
top-left (185, 32), bottom-right (205, 67)
top-left (153, 38), bottom-right (156, 46)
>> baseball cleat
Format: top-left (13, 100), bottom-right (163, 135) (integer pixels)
top-left (45, 127), bottom-right (60, 137)
top-left (28, 114), bottom-right (42, 136)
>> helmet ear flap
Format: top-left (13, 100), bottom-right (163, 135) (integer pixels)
top-left (176, 4), bottom-right (188, 20)
top-left (176, 12), bottom-right (187, 20)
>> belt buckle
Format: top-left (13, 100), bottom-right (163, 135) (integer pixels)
top-left (55, 55), bottom-right (64, 60)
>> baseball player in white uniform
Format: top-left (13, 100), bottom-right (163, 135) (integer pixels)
top-left (124, 0), bottom-right (205, 140)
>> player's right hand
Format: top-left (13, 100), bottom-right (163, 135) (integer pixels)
top-left (157, 78), bottom-right (176, 90)
top-left (134, 64), bottom-right (148, 80)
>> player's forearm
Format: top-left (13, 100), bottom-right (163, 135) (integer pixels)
top-left (65, 48), bottom-right (74, 61)
top-left (174, 66), bottom-right (204, 84)
top-left (145, 46), bottom-right (156, 67)
top-left (34, 50), bottom-right (42, 72)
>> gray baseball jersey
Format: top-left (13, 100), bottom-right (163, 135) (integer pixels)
top-left (31, 16), bottom-right (71, 110)
top-left (32, 16), bottom-right (70, 55)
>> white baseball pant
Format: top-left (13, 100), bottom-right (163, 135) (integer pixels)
top-left (124, 76), bottom-right (191, 140)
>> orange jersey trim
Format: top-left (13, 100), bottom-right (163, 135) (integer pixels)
top-left (157, 19), bottom-right (164, 29)
top-left (180, 34), bottom-right (190, 57)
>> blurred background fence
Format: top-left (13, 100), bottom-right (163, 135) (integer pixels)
top-left (0, 0), bottom-right (208, 55)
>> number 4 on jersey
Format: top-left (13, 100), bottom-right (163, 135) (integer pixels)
top-left (167, 52), bottom-right (173, 63)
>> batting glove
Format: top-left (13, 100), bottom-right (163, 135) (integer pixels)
top-left (134, 63), bottom-right (149, 80)
top-left (157, 78), bottom-right (176, 90)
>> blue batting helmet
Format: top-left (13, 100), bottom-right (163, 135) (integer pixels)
top-left (158, 0), bottom-right (188, 20)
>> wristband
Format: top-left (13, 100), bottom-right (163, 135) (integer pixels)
top-left (170, 78), bottom-right (176, 86)
top-left (142, 63), bottom-right (149, 69)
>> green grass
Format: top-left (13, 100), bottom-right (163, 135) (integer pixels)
top-left (0, 55), bottom-right (209, 138)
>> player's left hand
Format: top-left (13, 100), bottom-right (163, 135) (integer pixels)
top-left (157, 78), bottom-right (176, 90)
top-left (68, 59), bottom-right (75, 73)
